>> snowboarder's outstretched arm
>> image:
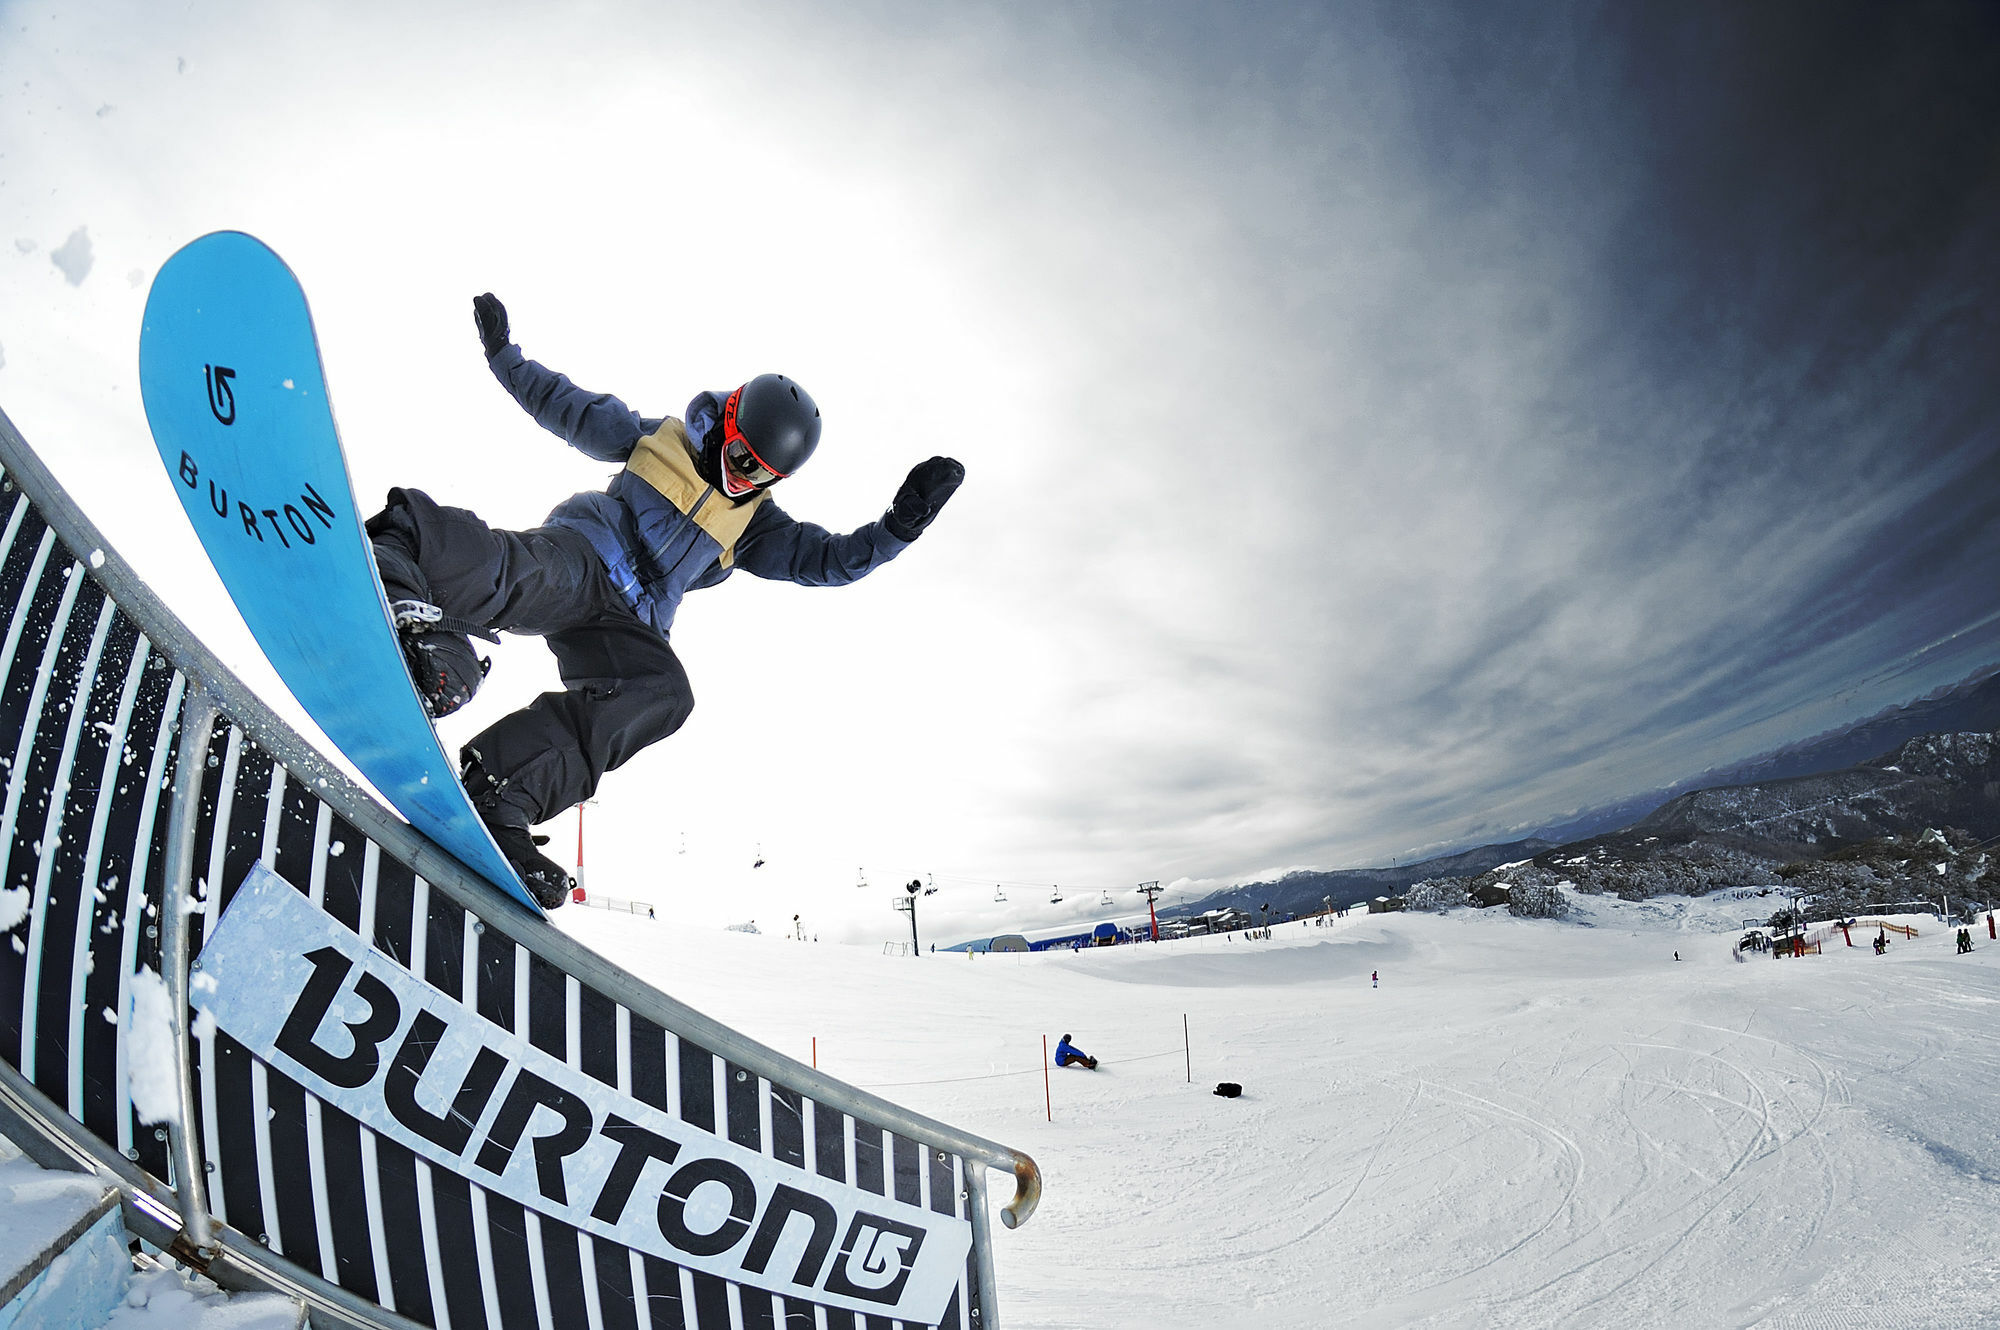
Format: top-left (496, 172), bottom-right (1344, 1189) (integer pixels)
top-left (730, 500), bottom-right (909, 586)
top-left (472, 293), bottom-right (651, 464)
top-left (730, 457), bottom-right (965, 586)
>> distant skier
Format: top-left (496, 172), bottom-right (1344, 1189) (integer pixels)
top-left (1958, 928), bottom-right (1973, 954)
top-left (1371, 970), bottom-right (1378, 988)
top-left (368, 294), bottom-right (965, 904)
top-left (1054, 1035), bottom-right (1098, 1070)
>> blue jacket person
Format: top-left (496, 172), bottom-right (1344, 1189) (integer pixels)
top-left (1054, 1035), bottom-right (1098, 1070)
top-left (368, 294), bottom-right (965, 906)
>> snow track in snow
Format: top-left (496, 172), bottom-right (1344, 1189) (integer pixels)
top-left (556, 894), bottom-right (2000, 1328)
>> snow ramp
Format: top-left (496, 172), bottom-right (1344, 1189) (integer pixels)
top-left (0, 406), bottom-right (1039, 1330)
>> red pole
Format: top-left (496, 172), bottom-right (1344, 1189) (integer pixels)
top-left (812, 1036), bottom-right (817, 1069)
top-left (1043, 1035), bottom-right (1052, 1122)
top-left (1149, 894), bottom-right (1159, 942)
top-left (1841, 924), bottom-right (1852, 947)
top-left (1989, 912), bottom-right (1995, 940)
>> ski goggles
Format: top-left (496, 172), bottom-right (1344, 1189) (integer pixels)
top-left (720, 386), bottom-right (788, 490)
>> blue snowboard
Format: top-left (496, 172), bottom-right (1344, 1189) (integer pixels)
top-left (138, 231), bottom-right (544, 914)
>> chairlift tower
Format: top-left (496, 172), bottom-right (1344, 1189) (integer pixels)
top-left (1137, 881), bottom-right (1162, 941)
top-left (892, 878), bottom-right (937, 956)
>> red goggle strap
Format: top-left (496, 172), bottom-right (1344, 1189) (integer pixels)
top-left (720, 386), bottom-right (788, 479)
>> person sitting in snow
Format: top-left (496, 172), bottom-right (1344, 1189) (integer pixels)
top-left (1053, 1034), bottom-right (1098, 1070)
top-left (368, 294), bottom-right (966, 906)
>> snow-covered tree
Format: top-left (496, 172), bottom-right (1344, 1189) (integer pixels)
top-left (1508, 879), bottom-right (1570, 919)
top-left (1406, 878), bottom-right (1469, 912)
top-left (1541, 844), bottom-right (1784, 900)
top-left (1774, 828), bottom-right (1995, 920)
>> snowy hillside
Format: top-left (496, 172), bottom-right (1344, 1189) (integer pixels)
top-left (1199, 728), bottom-right (2000, 926)
top-left (558, 891), bottom-right (2000, 1328)
top-left (1630, 732), bottom-right (2000, 850)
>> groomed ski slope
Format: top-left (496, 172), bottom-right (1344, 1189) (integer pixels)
top-left (561, 891), bottom-right (2000, 1330)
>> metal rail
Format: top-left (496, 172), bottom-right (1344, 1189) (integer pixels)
top-left (156, 678), bottom-right (219, 1263)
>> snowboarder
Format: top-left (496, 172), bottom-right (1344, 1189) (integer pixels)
top-left (1053, 1035), bottom-right (1098, 1070)
top-left (368, 294), bottom-right (965, 905)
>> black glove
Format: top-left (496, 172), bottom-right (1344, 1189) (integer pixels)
top-left (472, 292), bottom-right (510, 360)
top-left (883, 456), bottom-right (965, 542)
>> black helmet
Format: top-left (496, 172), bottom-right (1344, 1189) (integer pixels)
top-left (724, 374), bottom-right (821, 482)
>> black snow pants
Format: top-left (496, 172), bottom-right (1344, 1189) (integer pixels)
top-left (366, 487), bottom-right (693, 830)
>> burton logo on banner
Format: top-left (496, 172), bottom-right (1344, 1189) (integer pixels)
top-left (192, 864), bottom-right (971, 1321)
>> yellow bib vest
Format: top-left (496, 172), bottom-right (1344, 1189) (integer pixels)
top-left (623, 418), bottom-right (769, 568)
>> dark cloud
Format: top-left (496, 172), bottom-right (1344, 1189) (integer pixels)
top-left (1034, 0), bottom-right (2000, 872)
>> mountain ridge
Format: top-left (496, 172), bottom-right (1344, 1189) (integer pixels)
top-left (1179, 663), bottom-right (2000, 922)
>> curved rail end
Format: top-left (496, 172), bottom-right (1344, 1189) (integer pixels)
top-left (999, 1151), bottom-right (1041, 1230)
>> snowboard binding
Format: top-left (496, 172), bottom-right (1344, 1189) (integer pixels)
top-left (390, 599), bottom-right (493, 719)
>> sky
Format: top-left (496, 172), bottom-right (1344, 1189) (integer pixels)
top-left (1, 0), bottom-right (1997, 945)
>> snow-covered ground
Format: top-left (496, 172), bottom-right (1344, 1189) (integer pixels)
top-left (558, 889), bottom-right (2000, 1329)
top-left (8, 889), bottom-right (1994, 1327)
